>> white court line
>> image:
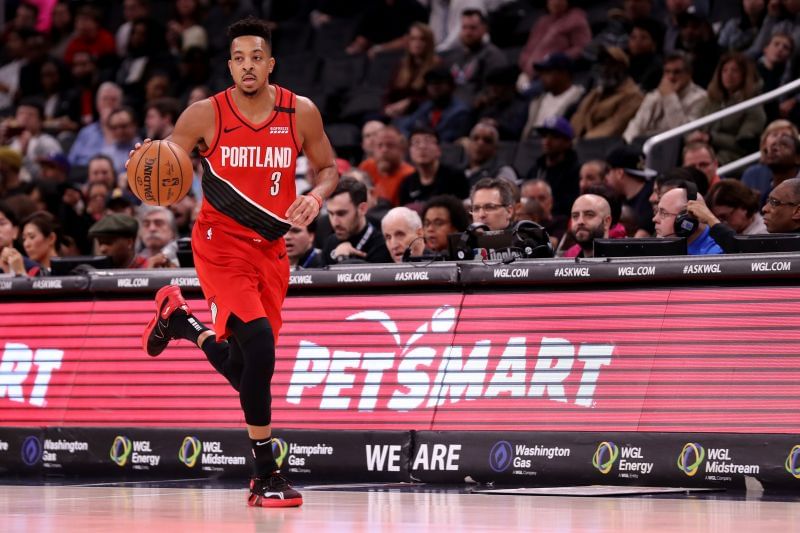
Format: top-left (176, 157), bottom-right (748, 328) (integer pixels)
top-left (65, 477), bottom-right (213, 487)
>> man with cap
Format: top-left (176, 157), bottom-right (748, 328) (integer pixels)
top-left (571, 46), bottom-right (644, 139)
top-left (38, 152), bottom-right (71, 185)
top-left (673, 6), bottom-right (720, 89)
top-left (398, 66), bottom-right (471, 143)
top-left (524, 116), bottom-right (580, 218)
top-left (520, 53), bottom-right (585, 140)
top-left (473, 65), bottom-right (528, 141)
top-left (88, 212), bottom-right (147, 269)
top-left (0, 146), bottom-right (25, 198)
top-left (605, 145), bottom-right (657, 236)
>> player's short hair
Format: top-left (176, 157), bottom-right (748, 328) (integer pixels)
top-left (227, 16), bottom-right (272, 50)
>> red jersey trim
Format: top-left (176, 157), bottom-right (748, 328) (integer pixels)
top-left (204, 159), bottom-right (290, 224)
top-left (288, 91), bottom-right (301, 153)
top-left (223, 85), bottom-right (284, 132)
top-left (199, 96), bottom-right (222, 158)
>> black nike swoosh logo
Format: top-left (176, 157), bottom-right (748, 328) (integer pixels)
top-left (223, 125), bottom-right (242, 133)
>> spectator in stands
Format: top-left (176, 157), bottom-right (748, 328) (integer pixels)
top-left (566, 194), bottom-right (613, 258)
top-left (606, 145), bottom-right (656, 236)
top-left (428, 0), bottom-right (487, 53)
top-left (37, 59), bottom-right (79, 137)
top-left (17, 30), bottom-right (49, 100)
top-left (756, 32), bottom-right (794, 120)
top-left (525, 116), bottom-right (580, 218)
top-left (682, 142), bottom-right (720, 188)
top-left (186, 84), bottom-right (212, 107)
top-left (469, 177), bottom-right (516, 230)
top-left (49, 2), bottom-right (75, 59)
top-left (38, 153), bottom-right (70, 187)
top-left (361, 121), bottom-right (385, 161)
top-left (166, 0), bottom-right (208, 57)
top-left (397, 67), bottom-right (471, 143)
top-left (168, 191), bottom-right (197, 239)
top-left (86, 155), bottom-right (119, 190)
top-left (0, 147), bottom-right (25, 199)
top-left (384, 23), bottom-right (441, 119)
top-left (144, 98), bottom-right (181, 141)
top-left (742, 119), bottom-right (800, 203)
top-left (322, 177), bottom-right (392, 264)
top-left (382, 206), bottom-right (425, 262)
top-left (473, 65), bottom-right (528, 141)
top-left (421, 194), bottom-right (470, 253)
top-left (399, 127), bottom-right (469, 207)
top-left (0, 200), bottom-right (39, 275)
top-left (517, 0), bottom-right (591, 92)
top-left (358, 126), bottom-right (415, 206)
top-left (760, 177), bottom-right (800, 232)
top-left (66, 51), bottom-right (101, 128)
top-left (571, 46), bottom-right (644, 139)
top-left (763, 134), bottom-right (800, 188)
top-left (520, 53), bottom-right (585, 140)
top-left (463, 122), bottom-right (518, 187)
top-left (21, 210), bottom-right (63, 275)
top-left (707, 179), bottom-right (768, 234)
top-left (137, 206), bottom-right (178, 268)
top-left (1, 98), bottom-right (63, 182)
top-left (654, 187), bottom-right (723, 254)
top-left (85, 182), bottom-right (111, 222)
top-left (63, 5), bottom-right (116, 67)
top-left (68, 82), bottom-right (124, 168)
top-left (285, 219), bottom-right (323, 270)
top-left (116, 0), bottom-right (152, 57)
top-left (673, 8), bottom-right (721, 89)
top-left (718, 0), bottom-right (766, 52)
top-left (0, 29), bottom-right (26, 114)
top-left (117, 17), bottom-right (174, 111)
top-left (345, 0), bottom-right (428, 57)
top-left (343, 168), bottom-right (393, 230)
top-left (88, 213), bottom-right (147, 269)
top-left (623, 52), bottom-right (707, 144)
top-left (103, 107), bottom-right (142, 175)
top-left (579, 160), bottom-right (610, 193)
top-left (687, 52), bottom-right (766, 165)
top-left (583, 0), bottom-right (657, 61)
top-left (441, 9), bottom-right (507, 104)
top-left (520, 178), bottom-right (567, 246)
top-left (748, 0), bottom-right (800, 60)
top-left (663, 0), bottom-right (693, 54)
top-left (626, 18), bottom-right (666, 93)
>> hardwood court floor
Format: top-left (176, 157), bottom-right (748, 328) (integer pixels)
top-left (1, 481), bottom-right (798, 533)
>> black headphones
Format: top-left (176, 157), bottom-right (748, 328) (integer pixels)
top-left (454, 223), bottom-right (489, 260)
top-left (673, 181), bottom-right (699, 238)
top-left (512, 220), bottom-right (554, 258)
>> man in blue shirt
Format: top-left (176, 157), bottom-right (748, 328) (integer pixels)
top-left (653, 186), bottom-right (723, 255)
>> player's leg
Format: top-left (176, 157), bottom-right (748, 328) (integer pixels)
top-left (227, 313), bottom-right (302, 508)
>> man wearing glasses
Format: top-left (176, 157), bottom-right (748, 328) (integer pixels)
top-left (761, 178), bottom-right (800, 233)
top-left (469, 177), bottom-right (517, 230)
top-left (653, 186), bottom-right (722, 255)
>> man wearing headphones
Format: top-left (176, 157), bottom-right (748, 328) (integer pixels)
top-left (653, 184), bottom-right (723, 255)
top-left (469, 177), bottom-right (517, 230)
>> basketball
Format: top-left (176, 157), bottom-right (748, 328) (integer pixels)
top-left (127, 140), bottom-right (194, 206)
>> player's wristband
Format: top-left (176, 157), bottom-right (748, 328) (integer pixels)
top-left (308, 192), bottom-right (323, 208)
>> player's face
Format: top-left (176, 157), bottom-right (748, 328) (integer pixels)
top-left (228, 36), bottom-right (275, 96)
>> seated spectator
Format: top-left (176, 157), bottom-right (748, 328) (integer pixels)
top-left (421, 194), bottom-right (470, 253)
top-left (763, 134), bottom-right (800, 189)
top-left (520, 53), bottom-right (585, 139)
top-left (102, 107), bottom-right (143, 175)
top-left (742, 119), bottom-right (800, 203)
top-left (358, 126), bottom-right (415, 206)
top-left (285, 219), bottom-right (323, 271)
top-left (682, 142), bottom-right (720, 189)
top-left (361, 121), bottom-right (385, 161)
top-left (137, 206), bottom-right (178, 268)
top-left (704, 179), bottom-right (768, 240)
top-left (605, 145), bottom-right (656, 236)
top-left (756, 32), bottom-right (794, 120)
top-left (397, 67), bottom-right (471, 143)
top-left (1, 98), bottom-right (63, 182)
top-left (168, 190), bottom-right (197, 239)
top-left (66, 51), bottom-right (101, 128)
top-left (517, 0), bottom-right (591, 91)
top-left (399, 127), bottom-right (469, 207)
top-left (49, 1), bottom-right (75, 59)
top-left (85, 182), bottom-right (111, 222)
top-left (116, 0), bottom-right (151, 57)
top-left (469, 176), bottom-right (516, 230)
top-left (441, 9), bottom-right (507, 104)
top-left (165, 0), bottom-right (208, 57)
top-left (384, 23), bottom-right (441, 119)
top-left (520, 178), bottom-right (567, 244)
top-left (345, 0), bottom-right (427, 57)
top-left (21, 210), bottom-right (63, 275)
top-left (687, 52), bottom-right (765, 165)
top-left (0, 200), bottom-right (39, 275)
top-left (566, 193), bottom-right (613, 258)
top-left (144, 98), bottom-right (181, 141)
top-left (88, 213), bottom-right (147, 268)
top-left (63, 5), bottom-right (116, 67)
top-left (623, 52), bottom-right (707, 143)
top-left (473, 65), bottom-right (528, 141)
top-left (653, 186), bottom-right (722, 254)
top-left (663, 0), bottom-right (694, 54)
top-left (68, 82), bottom-right (124, 168)
top-left (322, 177), bottom-right (392, 265)
top-left (525, 116), bottom-right (580, 218)
top-left (117, 17), bottom-right (175, 111)
top-left (429, 0), bottom-right (487, 53)
top-left (463, 122), bottom-right (518, 187)
top-left (562, 183), bottom-right (627, 256)
top-left (674, 8), bottom-right (721, 89)
top-left (37, 58), bottom-right (79, 137)
top-left (382, 206), bottom-right (425, 262)
top-left (626, 18), bottom-right (666, 93)
top-left (0, 147), bottom-right (25, 198)
top-left (579, 160), bottom-right (610, 193)
top-left (760, 177), bottom-right (800, 233)
top-left (342, 168), bottom-right (393, 230)
top-left (718, 0), bottom-right (766, 52)
top-left (571, 47), bottom-right (644, 139)
top-left (0, 28), bottom-right (26, 114)
top-left (747, 0), bottom-right (800, 60)
top-left (583, 0), bottom-right (658, 61)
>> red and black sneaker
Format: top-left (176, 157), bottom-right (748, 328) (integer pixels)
top-left (142, 285), bottom-right (191, 357)
top-left (247, 472), bottom-right (303, 508)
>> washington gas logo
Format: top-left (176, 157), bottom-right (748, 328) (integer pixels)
top-left (677, 443), bottom-right (705, 477)
top-left (110, 436), bottom-right (132, 467)
top-left (785, 445), bottom-right (800, 479)
top-left (592, 441), bottom-right (619, 474)
top-left (489, 441), bottom-right (513, 473)
top-left (178, 436), bottom-right (202, 468)
top-left (21, 436), bottom-right (42, 466)
top-left (272, 437), bottom-right (288, 468)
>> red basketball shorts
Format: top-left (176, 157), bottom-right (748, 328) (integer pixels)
top-left (191, 219), bottom-right (289, 342)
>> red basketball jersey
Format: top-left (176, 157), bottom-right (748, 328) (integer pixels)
top-left (198, 85), bottom-right (300, 242)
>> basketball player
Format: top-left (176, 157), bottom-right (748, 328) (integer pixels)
top-left (128, 17), bottom-right (338, 508)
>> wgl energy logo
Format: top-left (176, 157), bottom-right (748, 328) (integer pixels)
top-left (785, 445), bottom-right (800, 479)
top-left (677, 443), bottom-right (705, 477)
top-left (592, 441), bottom-right (619, 474)
top-left (110, 436), bottom-right (132, 466)
top-left (109, 435), bottom-right (160, 468)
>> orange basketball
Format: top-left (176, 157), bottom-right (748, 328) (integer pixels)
top-left (127, 140), bottom-right (194, 206)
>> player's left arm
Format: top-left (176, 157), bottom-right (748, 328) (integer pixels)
top-left (285, 96), bottom-right (339, 226)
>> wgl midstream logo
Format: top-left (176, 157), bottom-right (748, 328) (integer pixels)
top-left (178, 436), bottom-right (247, 471)
top-left (592, 442), bottom-right (653, 477)
top-left (677, 443), bottom-right (760, 480)
top-left (489, 440), bottom-right (571, 475)
top-left (785, 445), bottom-right (800, 479)
top-left (110, 436), bottom-right (160, 469)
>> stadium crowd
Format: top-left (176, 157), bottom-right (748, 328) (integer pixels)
top-left (2, 0), bottom-right (800, 276)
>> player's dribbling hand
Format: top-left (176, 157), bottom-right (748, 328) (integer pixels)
top-left (286, 194), bottom-right (320, 227)
top-left (125, 138), bottom-right (152, 169)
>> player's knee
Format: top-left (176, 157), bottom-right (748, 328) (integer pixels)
top-left (228, 315), bottom-right (273, 348)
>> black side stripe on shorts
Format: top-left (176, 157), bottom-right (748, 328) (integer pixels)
top-left (201, 159), bottom-right (291, 241)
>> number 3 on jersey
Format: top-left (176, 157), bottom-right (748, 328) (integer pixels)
top-left (269, 171), bottom-right (281, 196)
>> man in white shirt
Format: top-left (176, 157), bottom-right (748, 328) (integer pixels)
top-left (520, 53), bottom-right (585, 140)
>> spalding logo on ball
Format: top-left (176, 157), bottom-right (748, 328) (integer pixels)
top-left (127, 140), bottom-right (194, 206)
